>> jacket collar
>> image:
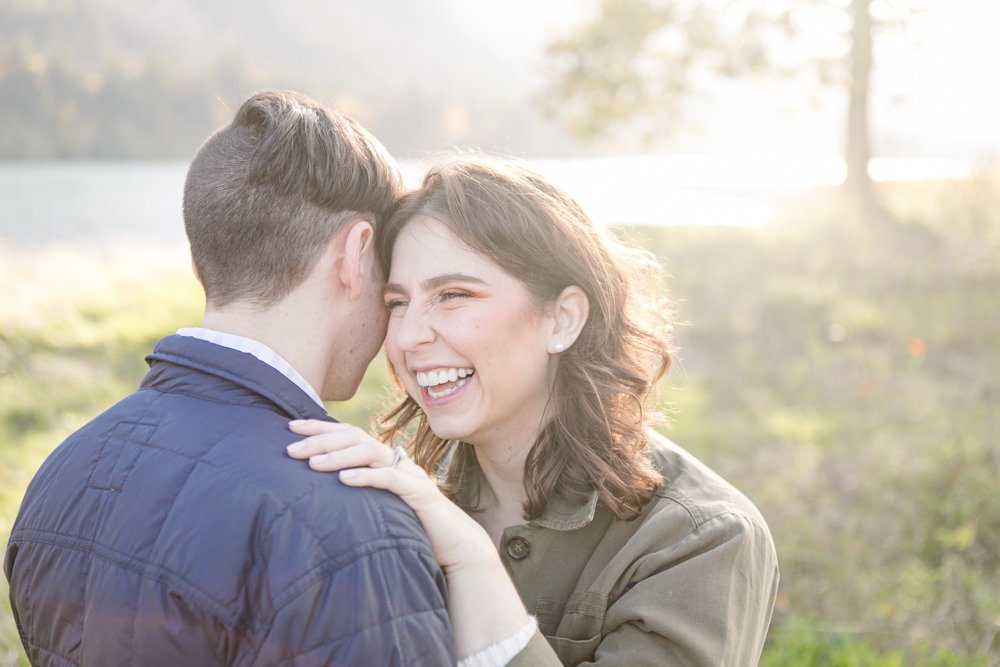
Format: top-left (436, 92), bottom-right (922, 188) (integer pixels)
top-left (143, 334), bottom-right (330, 422)
top-left (534, 490), bottom-right (599, 531)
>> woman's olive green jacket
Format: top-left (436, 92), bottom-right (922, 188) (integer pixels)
top-left (455, 430), bottom-right (779, 666)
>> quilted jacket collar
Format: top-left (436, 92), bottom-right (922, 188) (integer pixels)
top-left (143, 334), bottom-right (330, 422)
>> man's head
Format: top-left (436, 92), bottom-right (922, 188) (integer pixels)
top-left (183, 91), bottom-right (404, 400)
top-left (183, 90), bottom-right (404, 309)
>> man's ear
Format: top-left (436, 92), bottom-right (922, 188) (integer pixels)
top-left (338, 219), bottom-right (376, 302)
top-left (548, 286), bottom-right (589, 354)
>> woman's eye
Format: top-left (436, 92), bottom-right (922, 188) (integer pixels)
top-left (385, 298), bottom-right (408, 310)
top-left (439, 290), bottom-right (470, 302)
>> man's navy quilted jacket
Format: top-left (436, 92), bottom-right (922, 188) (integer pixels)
top-left (5, 335), bottom-right (455, 666)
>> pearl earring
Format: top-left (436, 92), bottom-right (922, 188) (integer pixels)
top-left (553, 342), bottom-right (565, 353)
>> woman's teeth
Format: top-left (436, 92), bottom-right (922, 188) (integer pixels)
top-left (416, 368), bottom-right (474, 398)
top-left (416, 368), bottom-right (474, 387)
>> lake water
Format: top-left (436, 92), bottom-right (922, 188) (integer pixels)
top-left (0, 154), bottom-right (975, 247)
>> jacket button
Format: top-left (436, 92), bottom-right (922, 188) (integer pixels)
top-left (505, 536), bottom-right (530, 560)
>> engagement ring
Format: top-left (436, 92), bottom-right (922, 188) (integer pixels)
top-left (390, 445), bottom-right (409, 469)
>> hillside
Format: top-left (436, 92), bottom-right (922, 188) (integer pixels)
top-left (0, 0), bottom-right (582, 158)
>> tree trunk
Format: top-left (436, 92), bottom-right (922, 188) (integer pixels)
top-left (846, 0), bottom-right (878, 216)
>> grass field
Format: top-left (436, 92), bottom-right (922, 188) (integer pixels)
top-left (1, 172), bottom-right (998, 665)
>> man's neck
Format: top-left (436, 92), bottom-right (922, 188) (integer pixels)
top-left (178, 325), bottom-right (325, 409)
top-left (202, 310), bottom-right (287, 356)
top-left (202, 301), bottom-right (328, 398)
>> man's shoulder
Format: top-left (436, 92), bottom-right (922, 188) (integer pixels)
top-left (146, 401), bottom-right (432, 560)
top-left (16, 388), bottom-right (432, 569)
top-left (221, 432), bottom-right (431, 554)
top-left (8, 402), bottom-right (453, 667)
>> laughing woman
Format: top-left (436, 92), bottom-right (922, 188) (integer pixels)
top-left (287, 158), bottom-right (779, 666)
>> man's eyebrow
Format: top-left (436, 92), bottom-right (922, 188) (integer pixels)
top-left (382, 273), bottom-right (488, 297)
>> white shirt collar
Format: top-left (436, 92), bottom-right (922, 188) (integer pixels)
top-left (176, 327), bottom-right (325, 409)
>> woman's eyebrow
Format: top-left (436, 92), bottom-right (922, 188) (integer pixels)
top-left (423, 273), bottom-right (488, 290)
top-left (383, 273), bottom-right (487, 297)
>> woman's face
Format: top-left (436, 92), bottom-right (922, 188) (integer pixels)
top-left (384, 216), bottom-right (556, 450)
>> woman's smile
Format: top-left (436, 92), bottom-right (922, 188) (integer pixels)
top-left (415, 366), bottom-right (476, 402)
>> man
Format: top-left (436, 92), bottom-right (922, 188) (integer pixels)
top-left (5, 91), bottom-right (455, 666)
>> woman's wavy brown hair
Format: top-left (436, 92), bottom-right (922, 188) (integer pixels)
top-left (375, 157), bottom-right (673, 521)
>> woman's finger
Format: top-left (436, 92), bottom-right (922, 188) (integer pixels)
top-left (288, 419), bottom-right (354, 436)
top-left (339, 464), bottom-right (438, 505)
top-left (286, 425), bottom-right (375, 459)
top-left (307, 441), bottom-right (395, 472)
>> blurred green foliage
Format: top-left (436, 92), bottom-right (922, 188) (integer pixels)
top-left (1, 172), bottom-right (998, 665)
top-left (760, 615), bottom-right (988, 667)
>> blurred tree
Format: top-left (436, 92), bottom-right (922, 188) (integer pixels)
top-left (540, 0), bottom-right (924, 217)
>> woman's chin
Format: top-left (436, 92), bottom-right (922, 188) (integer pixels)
top-left (425, 417), bottom-right (473, 444)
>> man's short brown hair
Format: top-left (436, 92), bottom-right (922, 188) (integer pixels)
top-left (183, 90), bottom-right (404, 307)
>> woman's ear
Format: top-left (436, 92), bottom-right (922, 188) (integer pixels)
top-left (339, 219), bottom-right (376, 302)
top-left (548, 286), bottom-right (589, 354)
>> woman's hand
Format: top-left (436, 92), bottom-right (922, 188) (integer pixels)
top-left (286, 419), bottom-right (494, 573)
top-left (288, 419), bottom-right (533, 660)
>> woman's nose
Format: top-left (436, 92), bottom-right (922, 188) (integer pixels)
top-left (390, 304), bottom-right (435, 351)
